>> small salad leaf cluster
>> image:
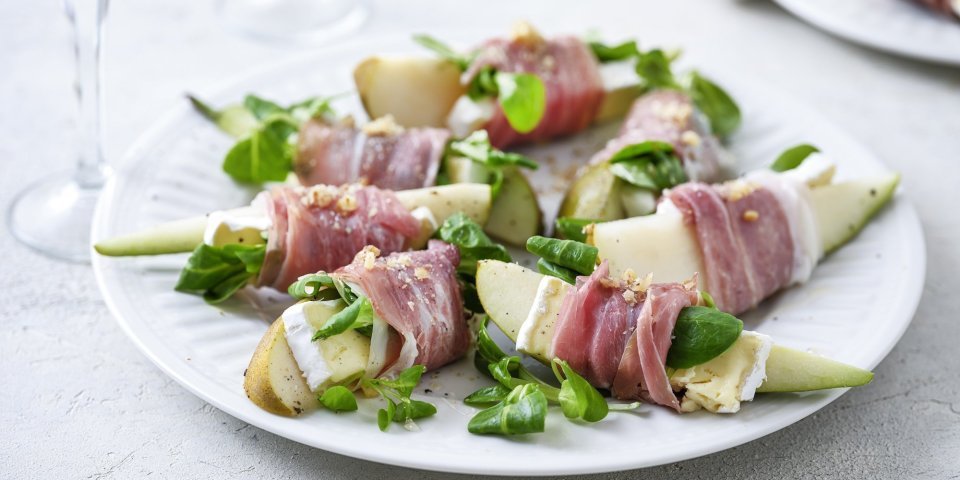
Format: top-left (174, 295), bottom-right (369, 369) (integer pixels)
top-left (287, 273), bottom-right (375, 339)
top-left (175, 243), bottom-right (266, 304)
top-left (466, 319), bottom-right (639, 435)
top-left (608, 140), bottom-right (688, 192)
top-left (434, 213), bottom-right (512, 313)
top-left (314, 365), bottom-right (438, 432)
top-left (445, 130), bottom-right (538, 198)
top-left (414, 35), bottom-right (547, 134)
top-left (190, 94), bottom-right (336, 184)
top-left (590, 39), bottom-right (741, 139)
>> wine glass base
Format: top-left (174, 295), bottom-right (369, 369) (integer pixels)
top-left (7, 173), bottom-right (104, 263)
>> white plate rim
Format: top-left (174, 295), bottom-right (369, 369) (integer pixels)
top-left (774, 0), bottom-right (960, 65)
top-left (91, 34), bottom-right (927, 475)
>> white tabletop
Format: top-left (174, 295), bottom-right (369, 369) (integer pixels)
top-left (2, 0), bottom-right (959, 478)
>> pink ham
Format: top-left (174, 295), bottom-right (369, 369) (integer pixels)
top-left (551, 261), bottom-right (699, 410)
top-left (257, 184), bottom-right (421, 291)
top-left (550, 262), bottom-right (644, 389)
top-left (611, 283), bottom-right (698, 410)
top-left (667, 181), bottom-right (795, 315)
top-left (296, 119), bottom-right (450, 191)
top-left (590, 90), bottom-right (726, 182)
top-left (338, 241), bottom-right (469, 376)
top-left (464, 35), bottom-right (604, 149)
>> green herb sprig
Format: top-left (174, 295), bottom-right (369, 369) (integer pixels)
top-left (771, 144), bottom-right (820, 172)
top-left (446, 130), bottom-right (538, 198)
top-left (361, 365), bottom-right (438, 431)
top-left (190, 93), bottom-right (336, 184)
top-left (526, 236), bottom-right (598, 281)
top-left (174, 243), bottom-right (266, 304)
top-left (434, 213), bottom-right (512, 313)
top-left (608, 140), bottom-right (688, 192)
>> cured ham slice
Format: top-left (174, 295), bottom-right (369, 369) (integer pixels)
top-left (550, 261), bottom-right (698, 409)
top-left (550, 262), bottom-right (644, 388)
top-left (258, 184), bottom-right (420, 291)
top-left (464, 30), bottom-right (604, 149)
top-left (612, 283), bottom-right (698, 410)
top-left (296, 117), bottom-right (450, 191)
top-left (338, 241), bottom-right (469, 377)
top-left (590, 90), bottom-right (726, 182)
top-left (667, 180), bottom-right (795, 315)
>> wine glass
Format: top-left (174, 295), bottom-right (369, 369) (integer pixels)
top-left (7, 0), bottom-right (110, 263)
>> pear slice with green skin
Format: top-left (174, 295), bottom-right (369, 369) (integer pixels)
top-left (93, 183), bottom-right (492, 257)
top-left (475, 259), bottom-right (874, 392)
top-left (445, 156), bottom-right (543, 246)
top-left (246, 300), bottom-right (373, 416)
top-left (590, 173), bottom-right (901, 283)
top-left (244, 318), bottom-right (317, 416)
top-left (353, 56), bottom-right (642, 130)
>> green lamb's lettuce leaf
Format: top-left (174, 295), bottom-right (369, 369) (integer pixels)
top-left (466, 68), bottom-right (547, 134)
top-left (665, 306), bottom-right (744, 369)
top-left (635, 49), bottom-right (679, 90)
top-left (319, 386), bottom-right (358, 412)
top-left (554, 217), bottom-right (596, 242)
top-left (553, 359), bottom-right (609, 422)
top-left (436, 212), bottom-right (512, 278)
top-left (446, 130), bottom-right (538, 198)
top-left (221, 117), bottom-right (298, 183)
top-left (588, 40), bottom-right (640, 63)
top-left (174, 243), bottom-right (265, 304)
top-left (771, 144), bottom-right (820, 172)
top-left (468, 383), bottom-right (548, 435)
top-left (495, 72), bottom-right (547, 134)
top-left (684, 71), bottom-right (741, 139)
top-left (311, 297), bottom-right (376, 341)
top-left (463, 385), bottom-right (512, 407)
top-left (536, 258), bottom-right (578, 285)
top-left (361, 365), bottom-right (437, 432)
top-left (190, 93), bottom-right (336, 184)
top-left (412, 34), bottom-right (474, 71)
top-left (525, 236), bottom-right (598, 276)
top-left (608, 140), bottom-right (687, 192)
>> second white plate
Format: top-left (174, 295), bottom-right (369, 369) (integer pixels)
top-left (775, 0), bottom-right (960, 65)
top-left (91, 34), bottom-right (925, 475)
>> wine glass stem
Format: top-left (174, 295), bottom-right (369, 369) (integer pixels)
top-left (66, 0), bottom-right (109, 189)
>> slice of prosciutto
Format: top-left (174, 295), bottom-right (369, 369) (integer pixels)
top-left (257, 184), bottom-right (420, 291)
top-left (666, 180), bottom-right (798, 315)
top-left (590, 90), bottom-right (726, 183)
top-left (550, 261), bottom-right (698, 410)
top-left (611, 283), bottom-right (698, 410)
top-left (295, 116), bottom-right (450, 191)
top-left (337, 241), bottom-right (470, 377)
top-left (464, 27), bottom-right (604, 149)
top-left (909, 0), bottom-right (959, 18)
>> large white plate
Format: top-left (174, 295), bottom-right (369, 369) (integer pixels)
top-left (775, 0), bottom-right (960, 65)
top-left (92, 34), bottom-right (925, 475)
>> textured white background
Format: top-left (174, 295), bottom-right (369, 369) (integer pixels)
top-left (2, 0), bottom-right (959, 478)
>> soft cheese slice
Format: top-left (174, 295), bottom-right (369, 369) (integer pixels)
top-left (282, 300), bottom-right (370, 392)
top-left (516, 276), bottom-right (572, 362)
top-left (670, 331), bottom-right (773, 413)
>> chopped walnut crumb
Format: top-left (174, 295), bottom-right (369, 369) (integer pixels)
top-left (622, 289), bottom-right (637, 305)
top-left (362, 115), bottom-right (404, 136)
top-left (414, 267), bottom-right (430, 280)
top-left (652, 101), bottom-right (693, 125)
top-left (356, 246), bottom-right (380, 270)
top-left (680, 130), bottom-right (702, 147)
top-left (407, 300), bottom-right (416, 311)
top-left (336, 193), bottom-right (358, 214)
top-left (723, 180), bottom-right (759, 202)
top-left (742, 210), bottom-right (759, 222)
top-left (301, 185), bottom-right (338, 208)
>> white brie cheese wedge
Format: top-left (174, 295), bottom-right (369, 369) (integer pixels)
top-left (670, 331), bottom-right (773, 413)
